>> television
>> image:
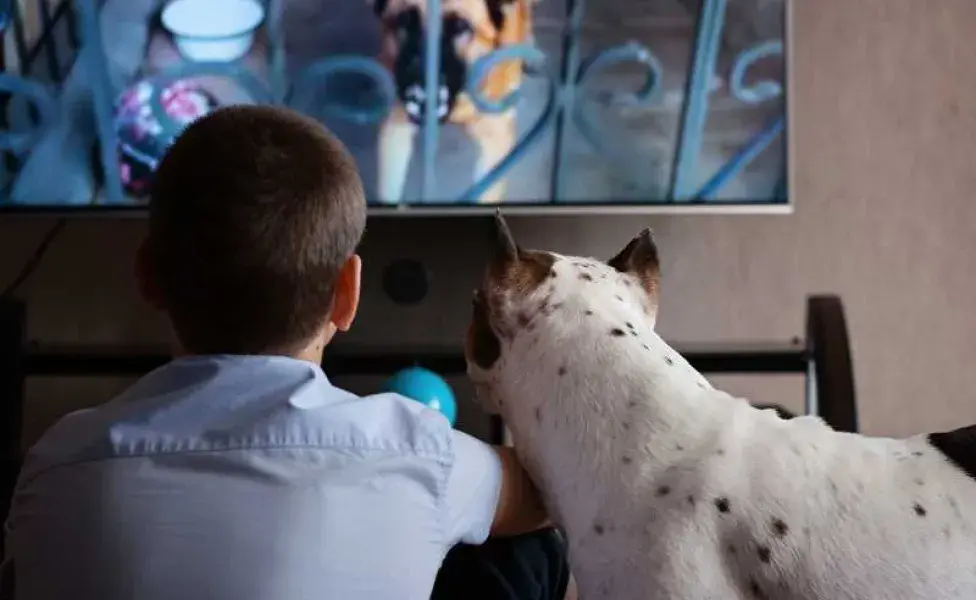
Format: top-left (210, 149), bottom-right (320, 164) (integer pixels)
top-left (0, 0), bottom-right (790, 215)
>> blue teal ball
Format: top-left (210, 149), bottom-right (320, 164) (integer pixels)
top-left (384, 367), bottom-right (458, 426)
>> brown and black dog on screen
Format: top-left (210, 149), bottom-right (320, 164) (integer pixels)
top-left (368, 0), bottom-right (535, 204)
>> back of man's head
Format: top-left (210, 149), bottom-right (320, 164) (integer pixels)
top-left (146, 105), bottom-right (366, 355)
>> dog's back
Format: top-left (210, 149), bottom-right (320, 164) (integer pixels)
top-left (614, 400), bottom-right (976, 600)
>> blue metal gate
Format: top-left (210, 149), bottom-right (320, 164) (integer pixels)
top-left (0, 0), bottom-right (785, 206)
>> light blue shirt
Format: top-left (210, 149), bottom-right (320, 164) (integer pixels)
top-left (3, 355), bottom-right (503, 600)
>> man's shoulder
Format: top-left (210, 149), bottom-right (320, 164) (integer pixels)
top-left (326, 390), bottom-right (460, 458)
top-left (20, 380), bottom-right (464, 488)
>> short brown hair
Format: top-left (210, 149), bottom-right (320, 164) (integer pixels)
top-left (148, 105), bottom-right (366, 355)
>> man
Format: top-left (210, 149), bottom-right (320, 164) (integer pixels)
top-left (2, 105), bottom-right (569, 600)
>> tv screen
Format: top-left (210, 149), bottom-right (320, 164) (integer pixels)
top-left (0, 0), bottom-right (789, 214)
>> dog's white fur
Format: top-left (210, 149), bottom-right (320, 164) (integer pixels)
top-left (466, 222), bottom-right (976, 600)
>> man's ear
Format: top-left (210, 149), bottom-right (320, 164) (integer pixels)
top-left (135, 238), bottom-right (166, 311)
top-left (330, 254), bottom-right (362, 333)
top-left (607, 228), bottom-right (660, 298)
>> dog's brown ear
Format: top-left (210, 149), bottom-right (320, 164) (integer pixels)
top-left (608, 229), bottom-right (660, 296)
top-left (487, 210), bottom-right (556, 295)
top-left (491, 209), bottom-right (519, 265)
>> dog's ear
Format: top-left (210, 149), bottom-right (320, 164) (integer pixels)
top-left (608, 229), bottom-right (660, 296)
top-left (492, 209), bottom-right (519, 265)
top-left (487, 210), bottom-right (556, 296)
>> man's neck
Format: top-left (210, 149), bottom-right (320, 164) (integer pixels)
top-left (172, 333), bottom-right (331, 366)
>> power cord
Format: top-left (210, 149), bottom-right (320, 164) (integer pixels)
top-left (0, 219), bottom-right (67, 299)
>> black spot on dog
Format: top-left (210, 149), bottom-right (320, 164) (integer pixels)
top-left (625, 322), bottom-right (634, 330)
top-left (615, 295), bottom-right (624, 302)
top-left (593, 523), bottom-right (605, 535)
top-left (622, 422), bottom-right (630, 430)
top-left (914, 503), bottom-right (927, 517)
top-left (535, 407), bottom-right (542, 423)
top-left (686, 495), bottom-right (695, 506)
top-left (748, 578), bottom-right (768, 599)
top-left (912, 451), bottom-right (923, 457)
top-left (558, 366), bottom-right (567, 376)
top-left (656, 485), bottom-right (671, 497)
top-left (717, 449), bottom-right (725, 456)
top-left (914, 477), bottom-right (925, 486)
top-left (642, 344), bottom-right (650, 351)
top-left (727, 544), bottom-right (737, 555)
top-left (756, 545), bottom-right (771, 563)
top-left (627, 400), bottom-right (638, 408)
top-left (756, 404), bottom-right (798, 419)
top-left (663, 355), bottom-right (674, 365)
top-left (484, 0), bottom-right (518, 35)
top-left (622, 456), bottom-right (632, 465)
top-left (771, 518), bottom-right (789, 537)
top-left (675, 444), bottom-right (684, 451)
top-left (610, 328), bottom-right (626, 337)
top-left (715, 497), bottom-right (730, 513)
top-left (584, 310), bottom-right (594, 316)
top-left (622, 279), bottom-right (632, 287)
top-left (548, 269), bottom-right (557, 278)
top-left (579, 273), bottom-right (593, 281)
top-left (929, 425), bottom-right (976, 481)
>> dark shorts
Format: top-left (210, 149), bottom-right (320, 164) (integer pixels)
top-left (431, 528), bottom-right (570, 600)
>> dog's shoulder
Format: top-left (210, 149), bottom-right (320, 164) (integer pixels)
top-left (927, 424), bottom-right (976, 481)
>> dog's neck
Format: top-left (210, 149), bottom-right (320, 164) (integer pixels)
top-left (504, 330), bottom-right (737, 536)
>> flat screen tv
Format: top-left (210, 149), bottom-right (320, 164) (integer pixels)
top-left (0, 0), bottom-right (790, 215)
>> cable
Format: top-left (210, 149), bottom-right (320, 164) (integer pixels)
top-left (0, 218), bottom-right (67, 299)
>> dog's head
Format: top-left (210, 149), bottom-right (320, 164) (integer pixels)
top-left (465, 212), bottom-right (664, 421)
top-left (369, 0), bottom-right (533, 123)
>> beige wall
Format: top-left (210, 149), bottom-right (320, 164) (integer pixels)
top-left (3, 0), bottom-right (976, 448)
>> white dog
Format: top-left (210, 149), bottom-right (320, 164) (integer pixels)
top-left (465, 212), bottom-right (976, 600)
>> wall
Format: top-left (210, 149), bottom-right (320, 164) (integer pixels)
top-left (3, 0), bottom-right (976, 449)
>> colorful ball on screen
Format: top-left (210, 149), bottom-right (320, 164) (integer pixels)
top-left (384, 366), bottom-right (458, 426)
top-left (113, 78), bottom-right (220, 198)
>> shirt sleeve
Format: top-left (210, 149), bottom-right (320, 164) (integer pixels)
top-left (442, 430), bottom-right (503, 546)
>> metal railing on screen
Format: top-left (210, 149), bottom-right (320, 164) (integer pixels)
top-left (0, 0), bottom-right (785, 205)
top-left (0, 0), bottom-right (76, 196)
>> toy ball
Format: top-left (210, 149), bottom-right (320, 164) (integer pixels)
top-left (384, 366), bottom-right (458, 426)
top-left (114, 78), bottom-right (220, 198)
